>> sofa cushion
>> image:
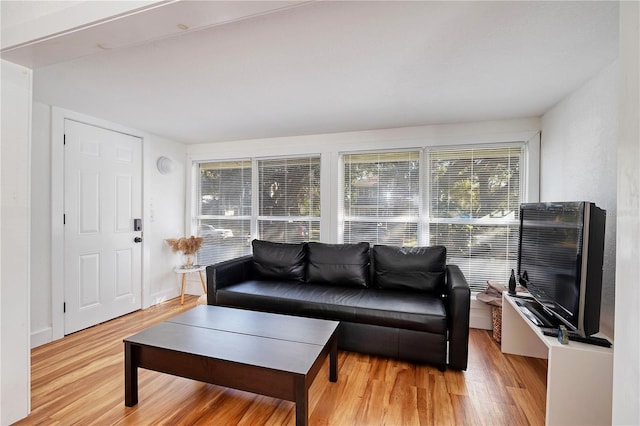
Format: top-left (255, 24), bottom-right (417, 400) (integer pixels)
top-left (373, 245), bottom-right (447, 294)
top-left (307, 242), bottom-right (370, 287)
top-left (251, 239), bottom-right (306, 282)
top-left (216, 280), bottom-right (448, 335)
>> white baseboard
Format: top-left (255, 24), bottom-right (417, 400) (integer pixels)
top-left (470, 296), bottom-right (493, 330)
top-left (31, 327), bottom-right (53, 348)
top-left (148, 287), bottom-right (181, 306)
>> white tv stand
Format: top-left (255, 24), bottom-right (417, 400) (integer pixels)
top-left (501, 293), bottom-right (613, 426)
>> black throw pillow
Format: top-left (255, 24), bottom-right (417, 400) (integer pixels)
top-left (252, 239), bottom-right (306, 282)
top-left (373, 245), bottom-right (447, 294)
top-left (307, 242), bottom-right (370, 287)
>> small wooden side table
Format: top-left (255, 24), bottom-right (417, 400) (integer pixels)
top-left (174, 265), bottom-right (207, 304)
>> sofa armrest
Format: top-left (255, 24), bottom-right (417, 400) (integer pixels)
top-left (206, 255), bottom-right (254, 305)
top-left (445, 264), bottom-right (471, 370)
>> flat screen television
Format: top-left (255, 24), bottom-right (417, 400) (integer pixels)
top-left (517, 201), bottom-right (606, 337)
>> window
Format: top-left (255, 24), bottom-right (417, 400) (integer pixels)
top-left (258, 157), bottom-right (321, 243)
top-left (339, 145), bottom-right (524, 292)
top-left (196, 156), bottom-right (320, 262)
top-left (342, 151), bottom-right (420, 245)
top-left (196, 141), bottom-right (527, 293)
top-left (196, 161), bottom-right (252, 265)
top-left (427, 146), bottom-right (522, 291)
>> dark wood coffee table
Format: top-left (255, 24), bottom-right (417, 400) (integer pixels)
top-left (124, 305), bottom-right (339, 426)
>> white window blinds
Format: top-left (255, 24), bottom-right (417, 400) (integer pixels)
top-left (258, 156), bottom-right (320, 243)
top-left (197, 161), bottom-right (252, 265)
top-left (428, 146), bottom-right (522, 291)
top-left (195, 143), bottom-right (526, 293)
top-left (342, 151), bottom-right (420, 245)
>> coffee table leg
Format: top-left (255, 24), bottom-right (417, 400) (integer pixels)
top-left (124, 342), bottom-right (138, 406)
top-left (329, 335), bottom-right (338, 383)
top-left (295, 377), bottom-right (308, 426)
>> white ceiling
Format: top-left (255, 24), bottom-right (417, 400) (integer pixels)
top-left (24, 1), bottom-right (619, 144)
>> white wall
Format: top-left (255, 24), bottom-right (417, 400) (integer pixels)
top-left (540, 60), bottom-right (619, 339)
top-left (187, 118), bottom-right (541, 160)
top-left (144, 135), bottom-right (189, 304)
top-left (30, 102), bottom-right (52, 347)
top-left (612, 1), bottom-right (640, 424)
top-left (29, 104), bottom-right (187, 346)
top-left (1, 60), bottom-right (31, 425)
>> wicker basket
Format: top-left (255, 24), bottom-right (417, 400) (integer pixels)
top-left (491, 306), bottom-right (502, 343)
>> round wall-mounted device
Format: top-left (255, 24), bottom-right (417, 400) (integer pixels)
top-left (157, 156), bottom-right (175, 174)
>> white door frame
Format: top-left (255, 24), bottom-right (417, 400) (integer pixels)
top-left (51, 107), bottom-right (151, 340)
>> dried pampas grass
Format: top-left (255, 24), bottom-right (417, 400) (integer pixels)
top-left (165, 236), bottom-right (203, 255)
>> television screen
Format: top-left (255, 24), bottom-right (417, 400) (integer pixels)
top-left (518, 202), bottom-right (605, 336)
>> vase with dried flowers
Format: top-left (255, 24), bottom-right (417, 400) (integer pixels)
top-left (166, 236), bottom-right (204, 268)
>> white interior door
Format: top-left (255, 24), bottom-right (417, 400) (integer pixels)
top-left (64, 119), bottom-right (142, 334)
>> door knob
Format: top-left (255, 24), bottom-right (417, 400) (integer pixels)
top-left (134, 237), bottom-right (142, 243)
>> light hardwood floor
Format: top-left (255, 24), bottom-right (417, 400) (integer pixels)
top-left (16, 296), bottom-right (547, 425)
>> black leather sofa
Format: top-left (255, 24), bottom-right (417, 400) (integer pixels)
top-left (206, 240), bottom-right (471, 370)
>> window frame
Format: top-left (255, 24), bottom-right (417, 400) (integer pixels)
top-left (424, 143), bottom-right (526, 291)
top-left (192, 154), bottom-right (322, 264)
top-left (194, 159), bottom-right (254, 266)
top-left (187, 129), bottom-right (540, 293)
top-left (256, 155), bottom-right (322, 244)
top-left (340, 149), bottom-right (423, 246)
